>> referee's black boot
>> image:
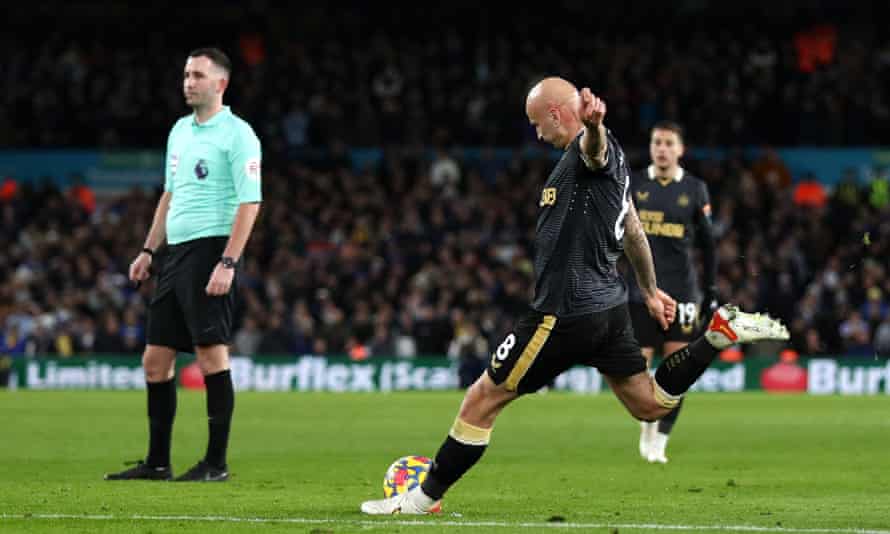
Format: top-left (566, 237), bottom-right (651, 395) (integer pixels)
top-left (104, 460), bottom-right (173, 481)
top-left (173, 460), bottom-right (229, 482)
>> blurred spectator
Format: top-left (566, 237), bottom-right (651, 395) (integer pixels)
top-left (257, 314), bottom-right (294, 355)
top-left (792, 177), bottom-right (828, 209)
top-left (120, 307), bottom-right (144, 353)
top-left (447, 317), bottom-right (489, 388)
top-left (233, 316), bottom-right (262, 356)
top-left (839, 311), bottom-right (872, 356)
top-left (393, 312), bottom-right (418, 359)
top-left (1, 324), bottom-right (28, 358)
top-left (93, 313), bottom-right (125, 354)
top-left (874, 317), bottom-right (890, 357)
top-left (751, 148), bottom-right (792, 189)
top-left (74, 316), bottom-right (98, 354)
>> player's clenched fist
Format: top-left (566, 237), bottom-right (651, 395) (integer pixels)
top-left (578, 88), bottom-right (606, 129)
top-left (644, 288), bottom-right (677, 331)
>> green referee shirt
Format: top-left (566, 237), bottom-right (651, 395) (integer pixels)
top-left (164, 106), bottom-right (262, 245)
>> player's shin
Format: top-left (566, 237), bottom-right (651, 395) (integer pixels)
top-left (146, 378), bottom-right (177, 467)
top-left (421, 417), bottom-right (491, 500)
top-left (652, 337), bottom-right (719, 402)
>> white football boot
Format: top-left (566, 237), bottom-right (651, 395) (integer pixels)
top-left (646, 432), bottom-right (669, 464)
top-left (705, 305), bottom-right (789, 349)
top-left (639, 421), bottom-right (656, 459)
top-left (361, 486), bottom-right (441, 515)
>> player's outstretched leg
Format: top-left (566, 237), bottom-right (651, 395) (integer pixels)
top-left (652, 305), bottom-right (789, 409)
top-left (361, 374), bottom-right (516, 514)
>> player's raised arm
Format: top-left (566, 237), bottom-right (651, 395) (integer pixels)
top-left (578, 88), bottom-right (608, 170)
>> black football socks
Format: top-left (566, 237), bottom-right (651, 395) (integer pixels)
top-left (421, 418), bottom-right (491, 500)
top-left (203, 369), bottom-right (235, 469)
top-left (653, 338), bottom-right (719, 403)
top-left (146, 378), bottom-right (177, 467)
top-left (658, 396), bottom-right (684, 434)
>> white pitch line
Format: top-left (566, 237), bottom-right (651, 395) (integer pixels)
top-left (1, 513), bottom-right (888, 534)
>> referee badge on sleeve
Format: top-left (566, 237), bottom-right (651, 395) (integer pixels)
top-left (169, 154), bottom-right (179, 177)
top-left (246, 158), bottom-right (261, 181)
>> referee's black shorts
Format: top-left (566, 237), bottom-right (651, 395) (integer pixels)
top-left (146, 236), bottom-right (238, 353)
top-left (487, 304), bottom-right (646, 395)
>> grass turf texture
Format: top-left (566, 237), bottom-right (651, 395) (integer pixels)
top-left (1, 390), bottom-right (888, 533)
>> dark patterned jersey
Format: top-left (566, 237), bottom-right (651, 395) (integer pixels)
top-left (531, 130), bottom-right (632, 317)
top-left (626, 166), bottom-right (711, 303)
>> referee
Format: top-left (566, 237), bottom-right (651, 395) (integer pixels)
top-left (105, 48), bottom-right (262, 482)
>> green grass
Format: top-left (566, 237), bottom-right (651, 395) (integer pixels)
top-left (1, 390), bottom-right (888, 533)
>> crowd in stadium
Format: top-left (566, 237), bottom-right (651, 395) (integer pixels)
top-left (2, 6), bottom-right (889, 149)
top-left (2, 147), bottom-right (890, 361)
top-left (2, 4), bottom-right (890, 362)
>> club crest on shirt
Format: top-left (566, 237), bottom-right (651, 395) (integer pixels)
top-left (635, 191), bottom-right (649, 202)
top-left (540, 187), bottom-right (557, 207)
top-left (677, 193), bottom-right (689, 207)
top-left (194, 159), bottom-right (209, 180)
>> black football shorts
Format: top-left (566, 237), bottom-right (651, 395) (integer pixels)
top-left (487, 304), bottom-right (646, 394)
top-left (146, 236), bottom-right (238, 353)
top-left (629, 299), bottom-right (700, 348)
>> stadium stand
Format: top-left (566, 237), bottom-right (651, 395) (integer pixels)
top-left (2, 2), bottom-right (889, 360)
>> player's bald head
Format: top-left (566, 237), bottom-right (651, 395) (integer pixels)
top-left (526, 77), bottom-right (579, 117)
top-left (525, 77), bottom-right (582, 149)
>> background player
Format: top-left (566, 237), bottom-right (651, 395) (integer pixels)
top-left (360, 77), bottom-right (788, 515)
top-left (104, 48), bottom-right (262, 482)
top-left (629, 121), bottom-right (718, 464)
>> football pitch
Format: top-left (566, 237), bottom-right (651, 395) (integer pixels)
top-left (1, 390), bottom-right (888, 533)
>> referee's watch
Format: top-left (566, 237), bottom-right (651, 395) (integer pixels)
top-left (220, 256), bottom-right (237, 269)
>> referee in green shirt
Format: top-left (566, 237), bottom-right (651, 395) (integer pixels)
top-left (106, 48), bottom-right (261, 482)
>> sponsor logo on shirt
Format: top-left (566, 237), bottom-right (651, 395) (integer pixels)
top-left (540, 187), bottom-right (556, 207)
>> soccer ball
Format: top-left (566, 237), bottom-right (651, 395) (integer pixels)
top-left (383, 455), bottom-right (433, 499)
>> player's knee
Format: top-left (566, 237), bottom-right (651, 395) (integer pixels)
top-left (142, 348), bottom-right (174, 381)
top-left (195, 344), bottom-right (229, 375)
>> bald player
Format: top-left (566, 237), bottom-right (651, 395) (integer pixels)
top-left (360, 77), bottom-right (788, 515)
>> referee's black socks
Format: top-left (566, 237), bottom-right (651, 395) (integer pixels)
top-left (653, 338), bottom-right (719, 405)
top-left (146, 378), bottom-right (177, 467)
top-left (421, 417), bottom-right (490, 500)
top-left (204, 369), bottom-right (235, 469)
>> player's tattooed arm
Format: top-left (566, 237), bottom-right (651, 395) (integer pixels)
top-left (578, 88), bottom-right (608, 169)
top-left (623, 201), bottom-right (658, 298)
